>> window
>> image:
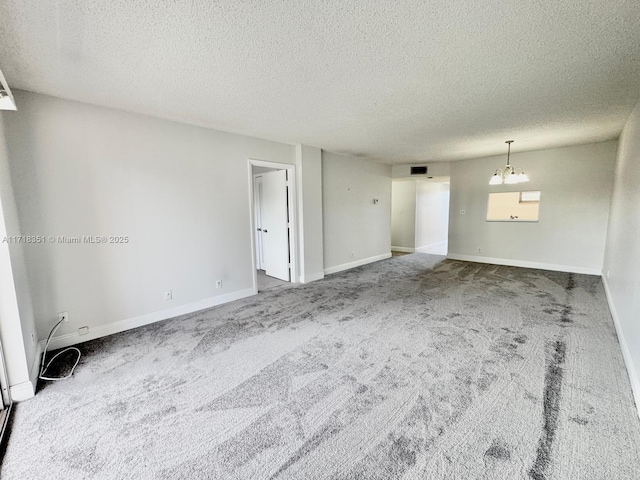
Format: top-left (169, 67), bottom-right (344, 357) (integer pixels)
top-left (486, 191), bottom-right (540, 222)
top-left (519, 191), bottom-right (541, 202)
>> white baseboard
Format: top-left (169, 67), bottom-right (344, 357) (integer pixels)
top-left (446, 253), bottom-right (601, 275)
top-left (6, 344), bottom-right (41, 402)
top-left (300, 272), bottom-right (324, 283)
top-left (10, 380), bottom-right (35, 402)
top-left (602, 275), bottom-right (640, 418)
top-left (39, 287), bottom-right (257, 351)
top-left (415, 241), bottom-right (447, 253)
top-left (324, 252), bottom-right (392, 275)
top-left (391, 246), bottom-right (415, 253)
top-left (29, 342), bottom-right (42, 388)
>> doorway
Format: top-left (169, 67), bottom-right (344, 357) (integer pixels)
top-left (391, 177), bottom-right (450, 255)
top-left (249, 160), bottom-right (298, 292)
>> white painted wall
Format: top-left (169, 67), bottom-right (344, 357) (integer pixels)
top-left (3, 91), bottom-right (305, 347)
top-left (602, 99), bottom-right (640, 411)
top-left (252, 166), bottom-right (274, 174)
top-left (322, 152), bottom-right (391, 273)
top-left (391, 180), bottom-right (416, 250)
top-left (0, 113), bottom-right (39, 400)
top-left (448, 141), bottom-right (616, 274)
top-left (295, 145), bottom-right (324, 282)
top-left (415, 180), bottom-right (449, 250)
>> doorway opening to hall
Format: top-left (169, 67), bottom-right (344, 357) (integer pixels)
top-left (391, 176), bottom-right (450, 256)
top-left (251, 164), bottom-right (294, 292)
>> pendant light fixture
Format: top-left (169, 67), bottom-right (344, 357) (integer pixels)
top-left (0, 69), bottom-right (17, 111)
top-left (489, 140), bottom-right (529, 185)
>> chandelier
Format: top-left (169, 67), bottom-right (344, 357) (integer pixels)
top-left (0, 68), bottom-right (17, 111)
top-left (489, 140), bottom-right (529, 185)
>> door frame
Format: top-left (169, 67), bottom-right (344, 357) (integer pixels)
top-left (253, 174), bottom-right (265, 271)
top-left (248, 159), bottom-right (299, 291)
top-left (0, 340), bottom-right (12, 446)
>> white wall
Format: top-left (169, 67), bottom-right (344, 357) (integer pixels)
top-left (296, 145), bottom-right (324, 282)
top-left (415, 180), bottom-right (449, 250)
top-left (602, 99), bottom-right (640, 411)
top-left (322, 152), bottom-right (391, 273)
top-left (391, 180), bottom-right (416, 250)
top-left (0, 113), bottom-right (39, 400)
top-left (4, 91), bottom-right (306, 348)
top-left (448, 141), bottom-right (616, 274)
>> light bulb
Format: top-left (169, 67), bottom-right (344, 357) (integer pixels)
top-left (504, 172), bottom-right (519, 184)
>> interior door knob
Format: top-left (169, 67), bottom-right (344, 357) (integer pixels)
top-left (263, 229), bottom-right (268, 233)
top-left (257, 228), bottom-right (262, 231)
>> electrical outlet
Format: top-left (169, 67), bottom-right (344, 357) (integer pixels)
top-left (216, 280), bottom-right (222, 289)
top-left (79, 326), bottom-right (89, 335)
top-left (459, 209), bottom-right (466, 215)
top-left (164, 290), bottom-right (172, 301)
top-left (57, 311), bottom-right (69, 323)
top-left (31, 332), bottom-right (36, 345)
top-left (478, 247), bottom-right (482, 253)
top-left (349, 252), bottom-right (355, 259)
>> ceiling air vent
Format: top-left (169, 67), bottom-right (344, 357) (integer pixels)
top-left (410, 166), bottom-right (428, 175)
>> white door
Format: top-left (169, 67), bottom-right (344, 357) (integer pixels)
top-left (253, 176), bottom-right (265, 270)
top-left (261, 170), bottom-right (290, 281)
top-left (0, 340), bottom-right (11, 442)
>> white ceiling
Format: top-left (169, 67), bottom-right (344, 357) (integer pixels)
top-left (1, 1), bottom-right (639, 164)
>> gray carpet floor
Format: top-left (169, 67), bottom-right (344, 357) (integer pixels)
top-left (2, 254), bottom-right (640, 479)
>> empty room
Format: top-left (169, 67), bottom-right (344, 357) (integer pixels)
top-left (0, 1), bottom-right (639, 479)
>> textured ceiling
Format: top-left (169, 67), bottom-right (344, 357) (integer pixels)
top-left (1, 1), bottom-right (639, 164)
